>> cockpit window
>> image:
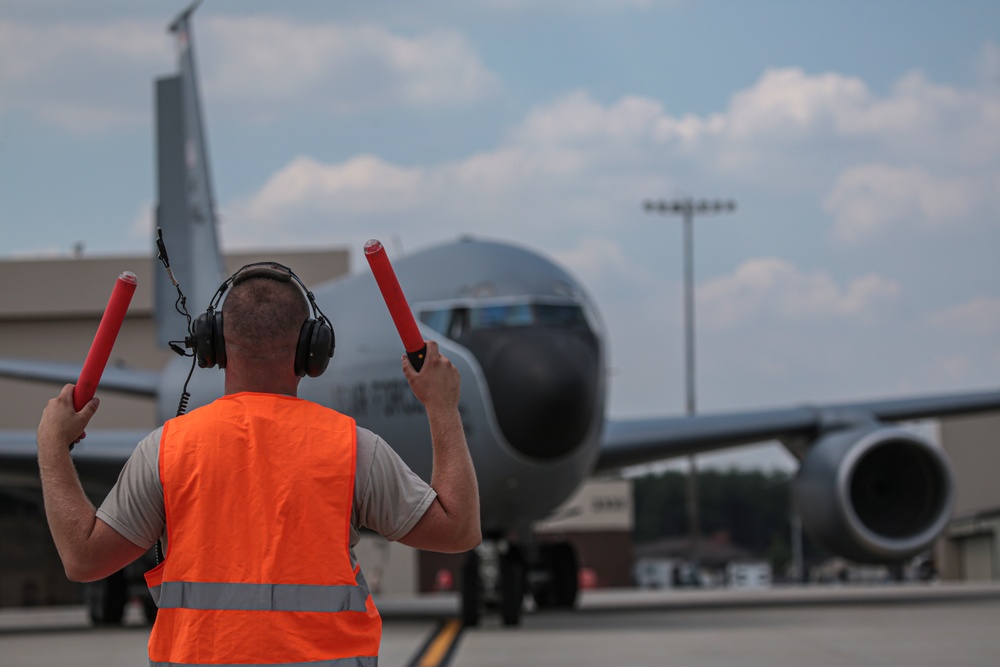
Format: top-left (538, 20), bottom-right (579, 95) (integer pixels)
top-left (471, 304), bottom-right (532, 329)
top-left (419, 309), bottom-right (452, 336)
top-left (418, 302), bottom-right (587, 338)
top-left (534, 304), bottom-right (588, 327)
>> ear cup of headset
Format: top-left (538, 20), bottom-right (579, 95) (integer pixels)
top-left (191, 310), bottom-right (226, 369)
top-left (213, 311), bottom-right (227, 369)
top-left (295, 318), bottom-right (335, 378)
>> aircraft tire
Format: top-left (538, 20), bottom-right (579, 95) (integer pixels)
top-left (530, 541), bottom-right (579, 609)
top-left (530, 543), bottom-right (556, 609)
top-left (85, 570), bottom-right (127, 626)
top-left (460, 551), bottom-right (481, 627)
top-left (500, 548), bottom-right (524, 626)
top-left (550, 541), bottom-right (579, 608)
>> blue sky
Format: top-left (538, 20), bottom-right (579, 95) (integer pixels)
top-left (2, 1), bottom-right (999, 469)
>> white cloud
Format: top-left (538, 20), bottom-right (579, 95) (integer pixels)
top-left (198, 16), bottom-right (498, 117)
top-left (975, 41), bottom-right (1000, 88)
top-left (866, 72), bottom-right (1000, 167)
top-left (244, 154), bottom-right (424, 218)
top-left (235, 147), bottom-right (562, 215)
top-left (226, 91), bottom-right (708, 247)
top-left (550, 235), bottom-right (659, 298)
top-left (0, 15), bottom-right (498, 132)
top-left (128, 200), bottom-right (155, 243)
top-left (926, 297), bottom-right (1000, 337)
top-left (614, 66), bottom-right (1000, 183)
top-left (495, 65), bottom-right (1000, 197)
top-left (224, 60), bottom-right (1000, 262)
top-left (0, 18), bottom-right (167, 132)
top-left (724, 68), bottom-right (871, 139)
top-left (518, 92), bottom-right (661, 146)
top-left (697, 258), bottom-right (901, 330)
top-left (824, 164), bottom-right (1000, 242)
top-left (228, 138), bottom-right (604, 249)
top-left (720, 68), bottom-right (1000, 162)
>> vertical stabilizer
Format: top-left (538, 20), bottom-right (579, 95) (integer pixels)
top-left (154, 2), bottom-right (225, 347)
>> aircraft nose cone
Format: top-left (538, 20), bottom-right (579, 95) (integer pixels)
top-left (461, 328), bottom-right (599, 460)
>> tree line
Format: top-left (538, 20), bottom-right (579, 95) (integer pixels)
top-left (632, 468), bottom-right (831, 576)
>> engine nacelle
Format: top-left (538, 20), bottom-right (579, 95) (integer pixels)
top-left (791, 426), bottom-right (955, 563)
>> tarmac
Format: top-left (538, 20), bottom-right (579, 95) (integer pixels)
top-left (2, 583), bottom-right (1000, 667)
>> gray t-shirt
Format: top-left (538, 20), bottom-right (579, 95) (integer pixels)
top-left (96, 425), bottom-right (435, 553)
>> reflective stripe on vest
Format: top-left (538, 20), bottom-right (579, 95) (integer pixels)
top-left (149, 567), bottom-right (371, 612)
top-left (146, 393), bottom-right (381, 666)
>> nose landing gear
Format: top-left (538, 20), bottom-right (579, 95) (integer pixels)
top-left (461, 540), bottom-right (525, 627)
top-left (460, 538), bottom-right (579, 627)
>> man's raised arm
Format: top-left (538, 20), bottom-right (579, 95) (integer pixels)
top-left (398, 341), bottom-right (481, 553)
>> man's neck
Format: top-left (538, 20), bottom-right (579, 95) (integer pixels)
top-left (224, 363), bottom-right (300, 397)
top-left (224, 382), bottom-right (298, 397)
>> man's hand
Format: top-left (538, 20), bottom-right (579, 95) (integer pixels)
top-left (37, 384), bottom-right (100, 453)
top-left (401, 340), bottom-right (461, 413)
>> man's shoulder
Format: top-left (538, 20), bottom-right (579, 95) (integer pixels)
top-left (356, 425), bottom-right (381, 449)
top-left (297, 400), bottom-right (362, 434)
top-left (131, 425), bottom-right (164, 462)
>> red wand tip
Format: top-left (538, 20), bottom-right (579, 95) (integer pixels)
top-left (364, 240), bottom-right (426, 371)
top-left (74, 271), bottom-right (138, 412)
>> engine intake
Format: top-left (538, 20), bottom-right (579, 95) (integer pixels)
top-left (791, 426), bottom-right (955, 563)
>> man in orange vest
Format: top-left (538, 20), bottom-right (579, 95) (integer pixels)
top-left (36, 264), bottom-right (481, 665)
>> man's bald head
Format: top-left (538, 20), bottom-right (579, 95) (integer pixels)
top-left (222, 274), bottom-right (310, 363)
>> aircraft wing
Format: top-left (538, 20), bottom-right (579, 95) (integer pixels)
top-left (0, 430), bottom-right (151, 502)
top-left (0, 359), bottom-right (158, 499)
top-left (596, 387), bottom-right (1000, 472)
top-left (0, 358), bottom-right (160, 397)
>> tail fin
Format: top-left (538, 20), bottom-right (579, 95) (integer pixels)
top-left (154, 1), bottom-right (225, 348)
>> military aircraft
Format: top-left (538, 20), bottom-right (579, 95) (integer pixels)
top-left (2, 3), bottom-right (1000, 627)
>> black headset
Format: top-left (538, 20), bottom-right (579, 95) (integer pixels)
top-left (187, 262), bottom-right (335, 378)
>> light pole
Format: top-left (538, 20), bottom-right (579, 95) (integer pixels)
top-left (642, 197), bottom-right (736, 572)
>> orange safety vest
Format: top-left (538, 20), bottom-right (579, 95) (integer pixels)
top-left (145, 392), bottom-right (381, 666)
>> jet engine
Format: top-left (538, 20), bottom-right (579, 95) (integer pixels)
top-left (791, 425), bottom-right (955, 563)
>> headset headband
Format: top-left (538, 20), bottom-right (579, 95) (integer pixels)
top-left (208, 262), bottom-right (330, 326)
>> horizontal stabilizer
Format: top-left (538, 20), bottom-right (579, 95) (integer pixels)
top-left (0, 429), bottom-right (151, 500)
top-left (0, 358), bottom-right (160, 397)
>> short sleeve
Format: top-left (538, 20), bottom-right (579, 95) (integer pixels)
top-left (354, 427), bottom-right (436, 543)
top-left (96, 427), bottom-right (165, 549)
